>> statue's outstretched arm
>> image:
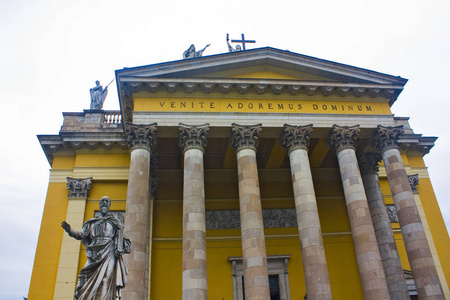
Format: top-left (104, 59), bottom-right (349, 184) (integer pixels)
top-left (61, 221), bottom-right (84, 240)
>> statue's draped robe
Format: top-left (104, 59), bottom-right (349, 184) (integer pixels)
top-left (69, 215), bottom-right (130, 300)
top-left (90, 86), bottom-right (108, 110)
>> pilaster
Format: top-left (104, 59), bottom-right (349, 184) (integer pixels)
top-left (123, 122), bottom-right (157, 300)
top-left (53, 177), bottom-right (92, 300)
top-left (230, 123), bottom-right (270, 300)
top-left (327, 125), bottom-right (390, 300)
top-left (179, 123), bottom-right (210, 300)
top-left (374, 125), bottom-right (444, 300)
top-left (281, 124), bottom-right (332, 300)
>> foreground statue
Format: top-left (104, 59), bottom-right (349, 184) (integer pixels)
top-left (90, 80), bottom-right (109, 110)
top-left (62, 196), bottom-right (131, 300)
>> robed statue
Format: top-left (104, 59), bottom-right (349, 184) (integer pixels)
top-left (62, 196), bottom-right (131, 300)
top-left (182, 44), bottom-right (210, 59)
top-left (90, 80), bottom-right (109, 110)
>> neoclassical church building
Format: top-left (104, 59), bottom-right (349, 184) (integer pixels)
top-left (29, 47), bottom-right (450, 300)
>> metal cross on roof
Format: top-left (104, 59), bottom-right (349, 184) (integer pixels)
top-left (231, 34), bottom-right (256, 50)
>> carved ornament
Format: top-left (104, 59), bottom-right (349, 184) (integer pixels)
top-left (179, 123), bottom-right (210, 152)
top-left (125, 122), bottom-right (157, 152)
top-left (386, 205), bottom-right (399, 223)
top-left (206, 209), bottom-right (297, 230)
top-left (230, 123), bottom-right (262, 152)
top-left (66, 177), bottom-right (92, 198)
top-left (408, 174), bottom-right (419, 193)
top-left (326, 124), bottom-right (360, 152)
top-left (357, 152), bottom-right (382, 175)
top-left (280, 124), bottom-right (313, 153)
top-left (373, 125), bottom-right (404, 152)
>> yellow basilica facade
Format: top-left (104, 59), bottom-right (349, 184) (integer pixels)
top-left (29, 47), bottom-right (450, 300)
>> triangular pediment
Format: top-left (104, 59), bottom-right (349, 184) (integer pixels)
top-left (116, 47), bottom-right (407, 85)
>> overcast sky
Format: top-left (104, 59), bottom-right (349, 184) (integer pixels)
top-left (1, 0), bottom-right (449, 299)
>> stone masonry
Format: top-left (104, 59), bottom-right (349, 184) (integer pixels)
top-left (358, 153), bottom-right (409, 300)
top-left (230, 123), bottom-right (270, 300)
top-left (327, 125), bottom-right (390, 300)
top-left (122, 123), bottom-right (157, 300)
top-left (179, 123), bottom-right (210, 300)
top-left (281, 124), bottom-right (332, 300)
top-left (374, 125), bottom-right (444, 300)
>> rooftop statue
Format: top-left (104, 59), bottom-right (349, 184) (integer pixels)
top-left (90, 80), bottom-right (112, 110)
top-left (182, 44), bottom-right (210, 59)
top-left (227, 34), bottom-right (241, 52)
top-left (61, 196), bottom-right (131, 300)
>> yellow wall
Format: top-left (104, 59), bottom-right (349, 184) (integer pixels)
top-left (28, 156), bottom-right (75, 299)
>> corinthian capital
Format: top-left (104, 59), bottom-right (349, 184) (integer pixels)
top-left (280, 124), bottom-right (313, 153)
top-left (125, 122), bottom-right (157, 152)
top-left (373, 125), bottom-right (404, 152)
top-left (230, 123), bottom-right (262, 152)
top-left (408, 174), bottom-right (419, 193)
top-left (66, 177), bottom-right (92, 198)
top-left (326, 125), bottom-right (360, 152)
top-left (357, 152), bottom-right (382, 175)
top-left (179, 123), bottom-right (210, 152)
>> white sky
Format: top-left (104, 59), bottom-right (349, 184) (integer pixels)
top-left (1, 0), bottom-right (449, 299)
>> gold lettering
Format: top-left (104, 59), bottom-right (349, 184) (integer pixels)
top-left (199, 102), bottom-right (204, 108)
top-left (171, 102), bottom-right (175, 108)
top-left (322, 105), bottom-right (327, 110)
top-left (238, 103), bottom-right (243, 109)
top-left (288, 104), bottom-right (293, 109)
top-left (180, 102), bottom-right (186, 108)
top-left (268, 103), bottom-right (273, 109)
top-left (313, 104), bottom-right (319, 110)
top-left (332, 105), bottom-right (338, 110)
top-left (357, 105), bottom-right (363, 111)
top-left (159, 102), bottom-right (165, 107)
top-left (259, 103), bottom-right (264, 109)
top-left (248, 103), bottom-right (253, 109)
top-left (227, 103), bottom-right (233, 109)
top-left (366, 106), bottom-right (372, 111)
top-left (298, 104), bottom-right (302, 110)
top-left (348, 105), bottom-right (353, 111)
top-left (210, 102), bottom-right (215, 108)
top-left (278, 104), bottom-right (284, 109)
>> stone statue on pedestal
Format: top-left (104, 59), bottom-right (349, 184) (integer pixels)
top-left (61, 196), bottom-right (131, 300)
top-left (90, 81), bottom-right (109, 110)
top-left (182, 44), bottom-right (210, 59)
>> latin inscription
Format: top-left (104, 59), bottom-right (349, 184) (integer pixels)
top-left (135, 98), bottom-right (390, 115)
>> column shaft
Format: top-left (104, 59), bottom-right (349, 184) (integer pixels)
top-left (237, 148), bottom-right (270, 300)
top-left (123, 148), bottom-right (151, 299)
top-left (289, 148), bottom-right (332, 300)
top-left (359, 154), bottom-right (409, 300)
top-left (337, 148), bottom-right (390, 300)
top-left (123, 122), bottom-right (157, 300)
top-left (182, 148), bottom-right (208, 300)
top-left (382, 148), bottom-right (444, 300)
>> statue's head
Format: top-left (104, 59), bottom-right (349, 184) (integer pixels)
top-left (99, 196), bottom-right (111, 214)
top-left (95, 80), bottom-right (100, 86)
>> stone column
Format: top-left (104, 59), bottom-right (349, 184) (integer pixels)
top-left (358, 153), bottom-right (409, 300)
top-left (122, 122), bottom-right (157, 300)
top-left (280, 124), bottom-right (332, 300)
top-left (327, 125), bottom-right (389, 300)
top-left (230, 123), bottom-right (270, 300)
top-left (374, 125), bottom-right (444, 300)
top-left (179, 123), bottom-right (210, 300)
top-left (54, 177), bottom-right (92, 300)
